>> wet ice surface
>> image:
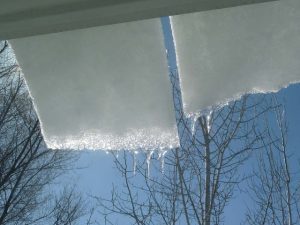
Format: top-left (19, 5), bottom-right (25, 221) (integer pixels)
top-left (10, 19), bottom-right (178, 150)
top-left (172, 0), bottom-right (300, 114)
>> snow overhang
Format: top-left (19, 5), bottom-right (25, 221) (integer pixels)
top-left (10, 19), bottom-right (179, 151)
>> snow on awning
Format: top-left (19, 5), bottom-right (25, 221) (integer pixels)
top-left (172, 0), bottom-right (300, 114)
top-left (9, 0), bottom-right (293, 151)
top-left (10, 19), bottom-right (178, 150)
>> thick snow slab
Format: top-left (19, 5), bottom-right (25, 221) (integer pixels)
top-left (11, 19), bottom-right (178, 150)
top-left (172, 0), bottom-right (300, 114)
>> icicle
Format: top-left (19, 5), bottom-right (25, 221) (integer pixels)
top-left (113, 150), bottom-right (119, 158)
top-left (158, 150), bottom-right (168, 174)
top-left (133, 150), bottom-right (138, 175)
top-left (190, 113), bottom-right (201, 136)
top-left (206, 110), bottom-right (213, 133)
top-left (146, 150), bottom-right (154, 178)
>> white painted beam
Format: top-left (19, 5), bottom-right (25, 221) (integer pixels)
top-left (1, 0), bottom-right (276, 39)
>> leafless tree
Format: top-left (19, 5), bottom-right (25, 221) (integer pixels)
top-left (0, 41), bottom-right (93, 225)
top-left (47, 187), bottom-right (96, 225)
top-left (245, 99), bottom-right (300, 225)
top-left (96, 70), bottom-right (273, 225)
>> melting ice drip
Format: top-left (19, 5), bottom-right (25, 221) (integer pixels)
top-left (48, 128), bottom-right (176, 176)
top-left (130, 148), bottom-right (168, 177)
